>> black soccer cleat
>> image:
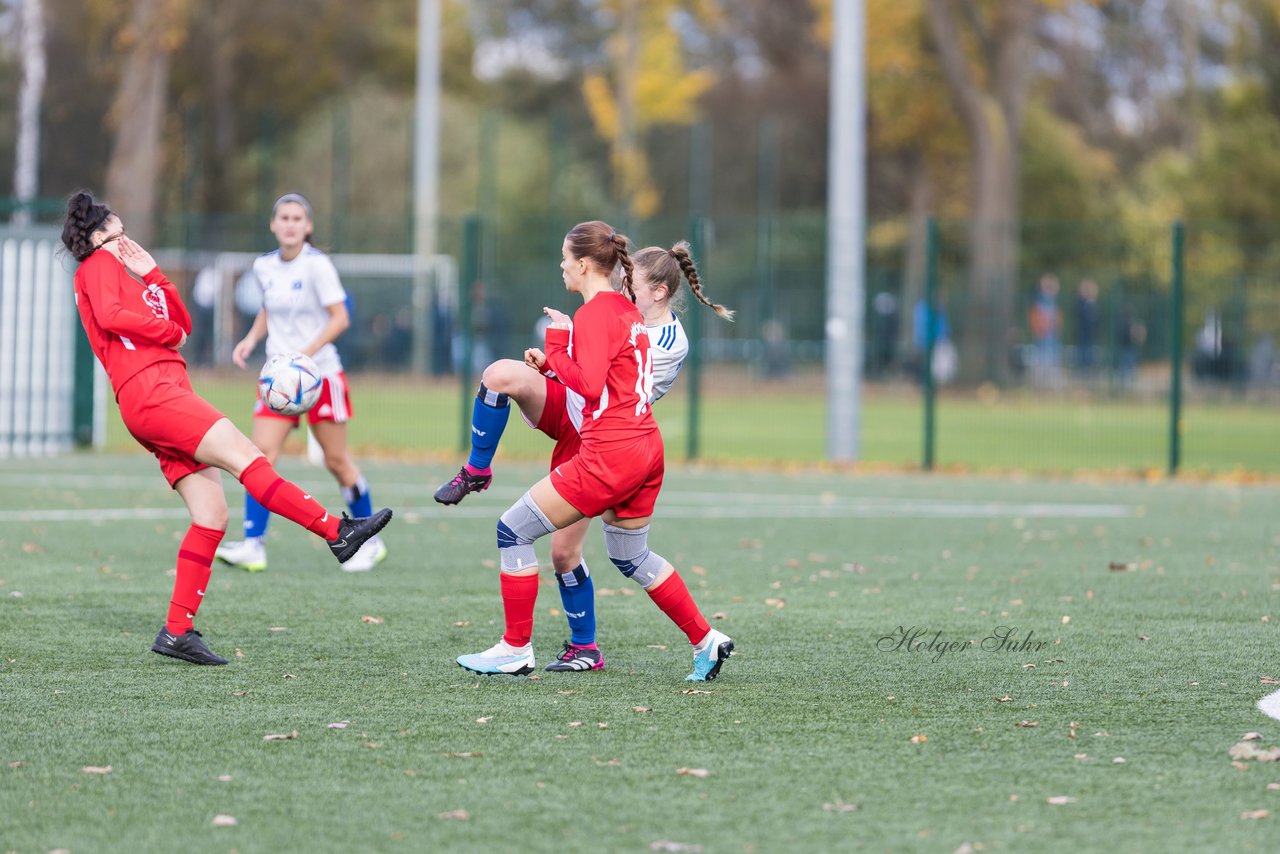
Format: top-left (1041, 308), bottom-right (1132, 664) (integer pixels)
top-left (433, 467), bottom-right (492, 506)
top-left (329, 508), bottom-right (393, 564)
top-left (544, 641), bottom-right (605, 672)
top-left (151, 626), bottom-right (228, 665)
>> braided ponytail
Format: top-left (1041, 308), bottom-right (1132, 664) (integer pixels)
top-left (61, 191), bottom-right (113, 262)
top-left (670, 242), bottom-right (734, 321)
top-left (611, 232), bottom-right (635, 302)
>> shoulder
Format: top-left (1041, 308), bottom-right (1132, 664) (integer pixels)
top-left (647, 315), bottom-right (686, 352)
top-left (253, 249), bottom-right (280, 270)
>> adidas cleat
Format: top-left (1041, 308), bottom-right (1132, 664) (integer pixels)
top-left (544, 642), bottom-right (604, 672)
top-left (434, 467), bottom-right (492, 506)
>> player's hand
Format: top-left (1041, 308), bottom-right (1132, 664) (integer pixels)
top-left (543, 306), bottom-right (571, 326)
top-left (524, 348), bottom-right (547, 371)
top-left (548, 321), bottom-right (571, 332)
top-left (172, 330), bottom-right (188, 351)
top-left (118, 236), bottom-right (158, 277)
top-left (231, 338), bottom-right (255, 369)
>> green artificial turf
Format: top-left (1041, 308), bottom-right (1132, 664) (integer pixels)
top-left (4, 453), bottom-right (1280, 852)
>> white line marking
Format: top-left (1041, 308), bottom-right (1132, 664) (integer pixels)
top-left (1258, 689), bottom-right (1280, 721)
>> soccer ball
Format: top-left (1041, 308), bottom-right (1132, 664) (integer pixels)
top-left (258, 353), bottom-right (323, 416)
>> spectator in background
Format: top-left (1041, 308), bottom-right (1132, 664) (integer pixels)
top-left (1074, 278), bottom-right (1100, 376)
top-left (868, 291), bottom-right (899, 378)
top-left (912, 294), bottom-right (955, 385)
top-left (1029, 272), bottom-right (1062, 386)
top-left (1114, 307), bottom-right (1146, 389)
top-left (454, 281), bottom-right (510, 374)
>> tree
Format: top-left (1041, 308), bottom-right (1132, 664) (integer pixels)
top-left (924, 0), bottom-right (1039, 383)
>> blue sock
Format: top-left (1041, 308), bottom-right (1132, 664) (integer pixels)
top-left (557, 563), bottom-right (596, 646)
top-left (467, 383), bottom-right (510, 471)
top-left (243, 493), bottom-right (270, 540)
top-left (341, 475), bottom-right (373, 518)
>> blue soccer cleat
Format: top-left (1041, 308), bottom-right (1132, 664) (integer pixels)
top-left (686, 628), bottom-right (735, 681)
top-left (457, 640), bottom-right (535, 676)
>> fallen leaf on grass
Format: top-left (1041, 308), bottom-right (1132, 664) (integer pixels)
top-left (361, 615), bottom-right (384, 625)
top-left (363, 742), bottom-right (382, 749)
top-left (436, 810), bottom-right (470, 821)
top-left (1240, 810), bottom-right (1269, 820)
top-left (598, 722), bottom-right (609, 729)
top-left (211, 814), bottom-right (238, 827)
top-left (1231, 742), bottom-right (1280, 762)
top-left (234, 649), bottom-right (245, 658)
top-left (262, 730), bottom-right (298, 742)
top-left (1262, 676), bottom-right (1280, 685)
top-left (232, 690), bottom-right (250, 697)
top-left (81, 765), bottom-right (112, 774)
top-left (1244, 732), bottom-right (1264, 741)
top-left (452, 621), bottom-right (471, 627)
top-left (1113, 757), bottom-right (1126, 764)
top-left (1061, 616), bottom-right (1071, 625)
top-left (1137, 635), bottom-right (1150, 642)
top-left (1267, 783), bottom-right (1280, 790)
top-left (910, 735), bottom-right (928, 744)
top-left (327, 722), bottom-right (349, 729)
top-left (1022, 663), bottom-right (1037, 669)
top-left (21, 543), bottom-right (42, 554)
top-left (556, 690), bottom-right (577, 696)
top-left (633, 706), bottom-right (653, 713)
top-left (764, 598), bottom-right (786, 609)
top-left (647, 644), bottom-right (669, 650)
top-left (711, 612), bottom-right (728, 620)
top-left (1045, 796), bottom-right (1076, 805)
top-left (691, 565), bottom-right (707, 576)
top-left (677, 767), bottom-right (711, 777)
top-left (1017, 721), bottom-right (1039, 728)
top-left (268, 627), bottom-right (287, 632)
top-left (649, 842), bottom-right (703, 853)
top-left (474, 717), bottom-right (493, 724)
top-left (822, 801), bottom-right (859, 812)
top-left (568, 722), bottom-right (583, 728)
top-left (680, 689), bottom-right (713, 695)
top-left (9, 760), bottom-right (25, 768)
top-left (217, 775), bottom-right (233, 782)
top-left (444, 752), bottom-right (481, 758)
top-left (595, 757), bottom-right (622, 766)
top-left (281, 673), bottom-right (296, 680)
top-left (1108, 562), bottom-right (1136, 572)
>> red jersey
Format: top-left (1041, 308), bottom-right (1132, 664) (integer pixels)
top-left (74, 250), bottom-right (191, 395)
top-left (542, 291), bottom-right (657, 447)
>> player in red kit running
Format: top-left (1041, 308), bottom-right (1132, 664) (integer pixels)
top-left (455, 221), bottom-right (734, 681)
top-left (61, 191), bottom-right (392, 666)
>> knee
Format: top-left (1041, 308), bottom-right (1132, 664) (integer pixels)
top-left (192, 500), bottom-right (229, 532)
top-left (550, 542), bottom-right (581, 574)
top-left (481, 360), bottom-right (524, 396)
top-left (323, 451), bottom-right (352, 479)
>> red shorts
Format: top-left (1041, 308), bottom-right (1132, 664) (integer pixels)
top-left (116, 362), bottom-right (225, 487)
top-left (550, 431), bottom-right (664, 519)
top-left (536, 378), bottom-right (583, 470)
top-left (253, 371), bottom-right (352, 426)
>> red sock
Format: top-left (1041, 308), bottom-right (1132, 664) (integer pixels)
top-left (500, 572), bottom-right (540, 647)
top-left (166, 524), bottom-right (224, 634)
top-left (647, 571), bottom-right (711, 645)
top-left (239, 457), bottom-right (340, 539)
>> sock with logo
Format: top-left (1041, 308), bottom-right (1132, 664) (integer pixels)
top-left (466, 383), bottom-right (510, 473)
top-left (500, 572), bottom-right (540, 648)
top-left (238, 457), bottom-right (340, 539)
top-left (646, 571), bottom-right (711, 646)
top-left (166, 524), bottom-right (224, 634)
top-left (341, 474), bottom-right (374, 518)
top-left (242, 493), bottom-right (270, 539)
top-left (556, 563), bottom-right (596, 646)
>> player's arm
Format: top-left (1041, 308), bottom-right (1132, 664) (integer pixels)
top-left (543, 317), bottom-right (609, 399)
top-left (231, 309), bottom-right (268, 369)
top-left (301, 300), bottom-right (350, 359)
top-left (81, 257), bottom-right (185, 348)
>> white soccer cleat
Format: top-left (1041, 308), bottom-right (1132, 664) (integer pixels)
top-left (687, 628), bottom-right (735, 681)
top-left (456, 640), bottom-right (535, 675)
top-left (214, 537), bottom-right (267, 573)
top-left (340, 535), bottom-right (387, 573)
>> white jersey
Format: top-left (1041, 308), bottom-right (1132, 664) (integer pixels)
top-left (564, 313), bottom-right (689, 432)
top-left (252, 245), bottom-right (347, 375)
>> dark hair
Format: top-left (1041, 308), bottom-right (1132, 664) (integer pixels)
top-left (632, 241), bottom-right (735, 321)
top-left (565, 220), bottom-right (634, 300)
top-left (61, 191), bottom-right (113, 262)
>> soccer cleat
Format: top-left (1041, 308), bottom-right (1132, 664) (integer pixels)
top-left (329, 508), bottom-right (393, 564)
top-left (151, 626), bottom-right (228, 665)
top-left (433, 467), bottom-right (492, 506)
top-left (214, 538), bottom-right (267, 572)
top-left (340, 535), bottom-right (387, 573)
top-left (544, 641), bottom-right (604, 672)
top-left (456, 640), bottom-right (535, 675)
top-left (686, 628), bottom-right (734, 682)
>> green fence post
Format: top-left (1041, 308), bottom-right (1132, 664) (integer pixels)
top-left (1168, 220), bottom-right (1185, 475)
top-left (686, 215), bottom-right (707, 461)
top-left (459, 214), bottom-right (481, 451)
top-left (73, 323), bottom-right (94, 447)
top-left (922, 217), bottom-right (938, 471)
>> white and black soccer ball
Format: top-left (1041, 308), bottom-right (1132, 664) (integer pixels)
top-left (258, 353), bottom-right (323, 416)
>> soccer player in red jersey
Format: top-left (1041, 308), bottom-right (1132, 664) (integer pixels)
top-left (455, 221), bottom-right (734, 681)
top-left (60, 191), bottom-right (392, 666)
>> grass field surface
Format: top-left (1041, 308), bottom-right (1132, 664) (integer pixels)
top-left (4, 451), bottom-right (1280, 851)
top-left (115, 369), bottom-right (1280, 475)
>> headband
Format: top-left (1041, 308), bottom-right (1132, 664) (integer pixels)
top-left (87, 209), bottom-right (111, 234)
top-left (272, 192), bottom-right (313, 219)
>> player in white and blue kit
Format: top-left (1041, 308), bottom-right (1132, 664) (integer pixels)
top-left (433, 241), bottom-right (734, 671)
top-left (215, 193), bottom-right (386, 573)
